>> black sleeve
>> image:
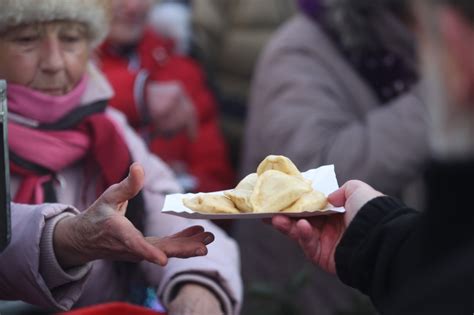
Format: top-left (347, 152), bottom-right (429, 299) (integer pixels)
top-left (335, 160), bottom-right (474, 314)
top-left (335, 196), bottom-right (419, 305)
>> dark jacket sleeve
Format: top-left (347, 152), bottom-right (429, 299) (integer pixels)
top-left (336, 160), bottom-right (474, 314)
top-left (335, 197), bottom-right (419, 304)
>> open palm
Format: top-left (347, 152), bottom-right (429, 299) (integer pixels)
top-left (54, 163), bottom-right (214, 268)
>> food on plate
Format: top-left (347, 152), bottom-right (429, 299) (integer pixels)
top-left (224, 189), bottom-right (253, 213)
top-left (183, 195), bottom-right (240, 214)
top-left (256, 155), bottom-right (303, 179)
top-left (182, 155), bottom-right (328, 214)
top-left (250, 170), bottom-right (312, 213)
top-left (235, 173), bottom-right (258, 191)
top-left (282, 190), bottom-right (328, 213)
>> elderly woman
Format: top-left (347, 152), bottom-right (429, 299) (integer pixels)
top-left (0, 1), bottom-right (242, 314)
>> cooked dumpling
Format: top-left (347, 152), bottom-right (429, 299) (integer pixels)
top-left (251, 170), bottom-right (312, 213)
top-left (282, 190), bottom-right (328, 213)
top-left (182, 155), bottom-right (328, 215)
top-left (224, 189), bottom-right (254, 213)
top-left (183, 195), bottom-right (240, 214)
top-left (256, 155), bottom-right (303, 179)
top-left (235, 173), bottom-right (258, 191)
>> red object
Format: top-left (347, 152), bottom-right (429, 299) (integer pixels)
top-left (11, 113), bottom-right (132, 203)
top-left (58, 302), bottom-right (166, 315)
top-left (98, 29), bottom-right (235, 192)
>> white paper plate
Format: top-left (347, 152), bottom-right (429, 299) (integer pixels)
top-left (161, 165), bottom-right (346, 219)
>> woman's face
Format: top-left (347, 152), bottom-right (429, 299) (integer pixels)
top-left (0, 22), bottom-right (90, 95)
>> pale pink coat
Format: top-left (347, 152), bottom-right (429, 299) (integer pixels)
top-left (7, 65), bottom-right (242, 314)
top-left (0, 203), bottom-right (87, 310)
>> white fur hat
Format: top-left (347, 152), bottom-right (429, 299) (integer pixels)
top-left (0, 0), bottom-right (110, 47)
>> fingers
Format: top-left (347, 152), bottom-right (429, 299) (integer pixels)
top-left (147, 82), bottom-right (197, 140)
top-left (151, 107), bottom-right (191, 138)
top-left (101, 163), bottom-right (145, 209)
top-left (272, 215), bottom-right (292, 233)
top-left (151, 238), bottom-right (208, 258)
top-left (296, 219), bottom-right (321, 261)
top-left (146, 231), bottom-right (215, 259)
top-left (329, 180), bottom-right (375, 207)
top-left (111, 219), bottom-right (170, 265)
top-left (169, 225), bottom-right (205, 238)
top-left (273, 216), bottom-right (325, 265)
top-left (297, 219), bottom-right (317, 242)
top-left (147, 82), bottom-right (180, 116)
top-left (127, 232), bottom-right (169, 266)
top-left (272, 215), bottom-right (299, 240)
top-left (125, 163), bottom-right (145, 197)
top-left (327, 186), bottom-right (347, 207)
top-left (190, 231), bottom-right (214, 247)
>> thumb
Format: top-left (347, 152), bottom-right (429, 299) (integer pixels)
top-left (328, 185), bottom-right (347, 207)
top-left (101, 163), bottom-right (145, 207)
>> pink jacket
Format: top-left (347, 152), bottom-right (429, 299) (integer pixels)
top-left (0, 203), bottom-right (90, 311)
top-left (9, 65), bottom-right (243, 314)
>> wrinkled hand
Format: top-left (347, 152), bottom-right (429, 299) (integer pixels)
top-left (271, 180), bottom-right (382, 274)
top-left (168, 283), bottom-right (223, 315)
top-left (54, 163), bottom-right (214, 269)
top-left (146, 81), bottom-right (198, 140)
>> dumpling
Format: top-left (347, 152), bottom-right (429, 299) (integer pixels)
top-left (182, 155), bottom-right (328, 215)
top-left (282, 190), bottom-right (328, 213)
top-left (224, 189), bottom-right (254, 213)
top-left (235, 173), bottom-right (258, 191)
top-left (183, 195), bottom-right (240, 214)
top-left (256, 155), bottom-right (303, 179)
top-left (251, 170), bottom-right (312, 213)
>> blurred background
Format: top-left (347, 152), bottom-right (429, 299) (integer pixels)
top-left (0, 0), bottom-right (436, 314)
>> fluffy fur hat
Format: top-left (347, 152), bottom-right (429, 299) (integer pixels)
top-left (0, 0), bottom-right (111, 47)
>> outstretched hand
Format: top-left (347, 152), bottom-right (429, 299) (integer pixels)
top-left (271, 180), bottom-right (382, 274)
top-left (54, 163), bottom-right (214, 269)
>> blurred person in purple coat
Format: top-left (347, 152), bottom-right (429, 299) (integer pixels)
top-left (272, 0), bottom-right (474, 313)
top-left (238, 0), bottom-right (425, 313)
